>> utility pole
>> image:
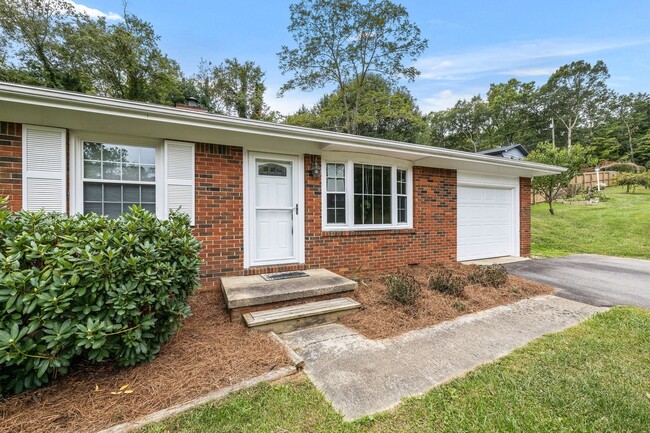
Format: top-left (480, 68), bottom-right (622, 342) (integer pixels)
top-left (550, 118), bottom-right (556, 148)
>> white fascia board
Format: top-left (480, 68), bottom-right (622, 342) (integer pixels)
top-left (0, 82), bottom-right (566, 177)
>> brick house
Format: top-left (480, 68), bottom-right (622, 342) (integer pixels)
top-left (0, 83), bottom-right (563, 281)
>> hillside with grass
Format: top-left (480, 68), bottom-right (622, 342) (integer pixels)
top-left (532, 186), bottom-right (650, 259)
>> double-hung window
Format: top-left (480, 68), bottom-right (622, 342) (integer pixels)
top-left (72, 136), bottom-right (196, 223)
top-left (82, 142), bottom-right (157, 218)
top-left (323, 160), bottom-right (411, 229)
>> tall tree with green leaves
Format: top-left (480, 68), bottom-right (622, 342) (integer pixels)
top-left (528, 142), bottom-right (595, 215)
top-left (214, 58), bottom-right (268, 120)
top-left (278, 0), bottom-right (428, 135)
top-left (424, 96), bottom-right (491, 152)
top-left (486, 78), bottom-right (545, 147)
top-left (0, 0), bottom-right (84, 89)
top-left (70, 12), bottom-right (183, 104)
top-left (539, 60), bottom-right (611, 150)
top-left (610, 93), bottom-right (650, 163)
top-left (286, 74), bottom-right (425, 142)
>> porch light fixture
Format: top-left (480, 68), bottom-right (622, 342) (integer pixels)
top-left (310, 155), bottom-right (321, 178)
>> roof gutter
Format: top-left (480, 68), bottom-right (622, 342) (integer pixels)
top-left (0, 82), bottom-right (565, 176)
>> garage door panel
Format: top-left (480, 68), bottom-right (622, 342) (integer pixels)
top-left (457, 185), bottom-right (515, 261)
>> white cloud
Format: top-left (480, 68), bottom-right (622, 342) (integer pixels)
top-left (416, 38), bottom-right (650, 81)
top-left (420, 89), bottom-right (479, 112)
top-left (500, 67), bottom-right (558, 77)
top-left (68, 1), bottom-right (123, 21)
top-left (264, 87), bottom-right (322, 116)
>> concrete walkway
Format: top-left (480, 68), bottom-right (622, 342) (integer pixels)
top-left (281, 295), bottom-right (606, 420)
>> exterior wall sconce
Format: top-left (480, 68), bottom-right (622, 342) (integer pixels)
top-left (310, 155), bottom-right (321, 178)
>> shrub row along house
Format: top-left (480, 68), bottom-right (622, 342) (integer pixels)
top-left (0, 82), bottom-right (564, 281)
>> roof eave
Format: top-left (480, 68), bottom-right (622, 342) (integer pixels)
top-left (0, 82), bottom-right (565, 177)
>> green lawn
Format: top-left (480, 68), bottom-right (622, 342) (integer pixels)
top-left (532, 186), bottom-right (650, 258)
top-left (141, 307), bottom-right (650, 433)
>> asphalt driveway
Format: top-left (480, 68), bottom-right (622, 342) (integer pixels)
top-left (505, 254), bottom-right (650, 309)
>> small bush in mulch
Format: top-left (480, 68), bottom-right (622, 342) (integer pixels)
top-left (341, 262), bottom-right (555, 340)
top-left (427, 268), bottom-right (465, 296)
top-left (468, 264), bottom-right (508, 288)
top-left (385, 272), bottom-right (420, 306)
top-left (452, 301), bottom-right (466, 312)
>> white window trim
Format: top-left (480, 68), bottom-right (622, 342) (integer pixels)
top-left (321, 158), bottom-right (413, 231)
top-left (69, 132), bottom-right (164, 218)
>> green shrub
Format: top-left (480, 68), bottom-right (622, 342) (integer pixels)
top-left (427, 268), bottom-right (465, 296)
top-left (385, 272), bottom-right (420, 306)
top-left (0, 199), bottom-right (201, 396)
top-left (615, 172), bottom-right (650, 193)
top-left (452, 301), bottom-right (465, 312)
top-left (468, 265), bottom-right (508, 288)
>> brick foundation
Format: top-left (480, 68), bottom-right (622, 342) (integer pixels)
top-left (0, 122), bottom-right (22, 211)
top-left (519, 177), bottom-right (531, 257)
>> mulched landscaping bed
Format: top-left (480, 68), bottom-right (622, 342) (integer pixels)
top-left (340, 262), bottom-right (555, 339)
top-left (0, 289), bottom-right (291, 433)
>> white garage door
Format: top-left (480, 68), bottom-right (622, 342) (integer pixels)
top-left (457, 186), bottom-right (515, 261)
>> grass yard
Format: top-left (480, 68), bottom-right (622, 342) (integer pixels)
top-left (140, 307), bottom-right (650, 433)
top-left (532, 186), bottom-right (650, 258)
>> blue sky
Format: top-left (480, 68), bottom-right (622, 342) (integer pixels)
top-left (72, 0), bottom-right (650, 114)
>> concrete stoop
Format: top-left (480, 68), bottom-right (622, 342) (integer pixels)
top-left (221, 269), bottom-right (359, 330)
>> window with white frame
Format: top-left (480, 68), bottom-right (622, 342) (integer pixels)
top-left (323, 161), bottom-right (411, 229)
top-left (82, 141), bottom-right (157, 218)
top-left (325, 163), bottom-right (346, 224)
top-left (397, 168), bottom-right (408, 224)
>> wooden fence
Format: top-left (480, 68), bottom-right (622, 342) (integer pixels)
top-left (531, 171), bottom-right (617, 205)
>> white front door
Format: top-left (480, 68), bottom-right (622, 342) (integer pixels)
top-left (249, 153), bottom-right (300, 265)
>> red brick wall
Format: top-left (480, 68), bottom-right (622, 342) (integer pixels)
top-left (519, 177), bottom-right (531, 257)
top-left (0, 122), bottom-right (22, 211)
top-left (0, 124), bottom-right (461, 278)
top-left (193, 143), bottom-right (245, 280)
top-left (302, 155), bottom-right (457, 274)
top-left (192, 150), bottom-right (458, 278)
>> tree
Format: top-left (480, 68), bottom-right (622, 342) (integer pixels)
top-left (527, 142), bottom-right (595, 215)
top-left (486, 78), bottom-right (544, 147)
top-left (214, 58), bottom-right (268, 120)
top-left (610, 93), bottom-right (650, 163)
top-left (539, 60), bottom-right (611, 150)
top-left (278, 0), bottom-right (428, 134)
top-left (186, 59), bottom-right (226, 114)
top-left (69, 12), bottom-right (183, 104)
top-left (0, 0), bottom-right (84, 90)
top-left (286, 74), bottom-right (426, 142)
top-left (424, 96), bottom-right (491, 152)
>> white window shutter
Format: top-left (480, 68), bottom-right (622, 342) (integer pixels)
top-left (22, 125), bottom-right (67, 212)
top-left (164, 140), bottom-right (195, 224)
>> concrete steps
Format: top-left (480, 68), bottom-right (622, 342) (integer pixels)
top-left (221, 269), bottom-right (358, 321)
top-left (243, 297), bottom-right (361, 333)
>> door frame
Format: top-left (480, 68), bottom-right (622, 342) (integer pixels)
top-left (456, 175), bottom-right (520, 261)
top-left (243, 151), bottom-right (305, 268)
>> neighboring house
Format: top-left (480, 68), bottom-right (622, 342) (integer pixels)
top-left (0, 83), bottom-right (564, 280)
top-left (478, 144), bottom-right (529, 160)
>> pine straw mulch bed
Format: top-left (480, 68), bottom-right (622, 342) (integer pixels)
top-left (0, 289), bottom-right (291, 433)
top-left (340, 262), bottom-right (555, 339)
